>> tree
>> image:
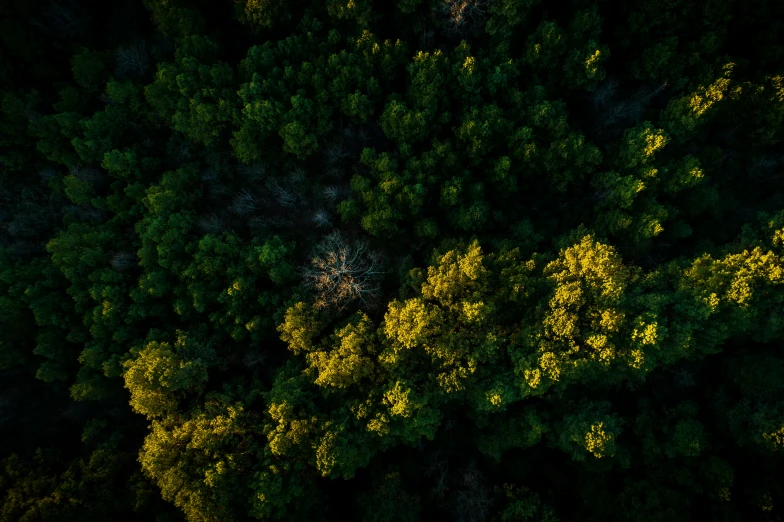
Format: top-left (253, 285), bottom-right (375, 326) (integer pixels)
top-left (299, 230), bottom-right (386, 312)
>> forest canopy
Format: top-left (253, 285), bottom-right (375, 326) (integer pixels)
top-left (1, 0), bottom-right (784, 520)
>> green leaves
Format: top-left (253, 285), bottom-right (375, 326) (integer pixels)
top-left (380, 99), bottom-right (429, 144)
top-left (145, 36), bottom-right (238, 147)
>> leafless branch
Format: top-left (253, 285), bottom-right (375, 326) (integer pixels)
top-left (238, 163), bottom-right (268, 182)
top-left (312, 209), bottom-right (332, 228)
top-left (249, 216), bottom-right (293, 230)
top-left (324, 144), bottom-right (351, 165)
top-left (243, 350), bottom-right (269, 368)
top-left (440, 0), bottom-right (494, 36)
top-left (198, 214), bottom-right (227, 234)
top-left (111, 251), bottom-right (138, 271)
top-left (231, 190), bottom-right (261, 215)
top-left (115, 40), bottom-right (149, 78)
top-left (299, 230), bottom-right (387, 311)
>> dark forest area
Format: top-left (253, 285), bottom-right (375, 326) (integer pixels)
top-left (1, 0), bottom-right (784, 520)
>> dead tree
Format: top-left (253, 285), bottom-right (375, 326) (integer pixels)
top-left (115, 40), bottom-right (149, 78)
top-left (453, 468), bottom-right (493, 522)
top-left (111, 251), bottom-right (138, 271)
top-left (198, 214), bottom-right (227, 235)
top-left (299, 230), bottom-right (386, 311)
top-left (312, 209), bottom-right (332, 229)
top-left (231, 190), bottom-right (260, 215)
top-left (243, 350), bottom-right (269, 368)
top-left (440, 0), bottom-right (494, 36)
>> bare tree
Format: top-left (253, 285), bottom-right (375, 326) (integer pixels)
top-left (453, 468), bottom-right (493, 522)
top-left (69, 165), bottom-right (102, 183)
top-left (419, 29), bottom-right (436, 51)
top-left (238, 163), bottom-right (268, 182)
top-left (82, 208), bottom-right (106, 222)
top-left (312, 209), bottom-right (332, 229)
top-left (249, 216), bottom-right (294, 230)
top-left (99, 92), bottom-right (118, 106)
top-left (288, 168), bottom-right (307, 185)
top-left (243, 350), bottom-right (269, 368)
top-left (750, 154), bottom-right (784, 183)
top-left (198, 214), bottom-right (227, 234)
top-left (39, 168), bottom-right (57, 182)
top-left (341, 125), bottom-right (355, 142)
top-left (231, 190), bottom-right (261, 215)
top-left (177, 144), bottom-right (193, 163)
top-left (202, 168), bottom-right (220, 184)
top-left (6, 220), bottom-right (34, 238)
top-left (322, 185), bottom-right (343, 203)
top-left (324, 143), bottom-right (351, 165)
top-left (115, 40), bottom-right (149, 78)
top-left (111, 251), bottom-right (138, 271)
top-left (440, 0), bottom-right (494, 36)
top-left (266, 179), bottom-right (298, 208)
top-left (673, 367), bottom-right (695, 389)
top-left (299, 230), bottom-right (387, 311)
top-left (31, 0), bottom-right (88, 39)
top-left (592, 77), bottom-right (619, 109)
top-left (357, 125), bottom-right (371, 144)
top-left (596, 80), bottom-right (669, 130)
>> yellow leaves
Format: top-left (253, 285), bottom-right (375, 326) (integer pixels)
top-left (460, 300), bottom-right (487, 323)
top-left (585, 334), bottom-right (615, 365)
top-left (628, 349), bottom-right (645, 370)
top-left (123, 341), bottom-right (209, 419)
top-left (684, 247), bottom-right (784, 312)
top-left (598, 309), bottom-right (625, 333)
top-left (663, 63), bottom-right (739, 142)
top-left (462, 55), bottom-right (476, 74)
top-left (641, 166), bottom-right (658, 179)
top-left (307, 315), bottom-right (375, 389)
top-left (384, 297), bottom-right (442, 350)
top-left (632, 319), bottom-right (659, 346)
top-left (762, 425), bottom-right (784, 450)
top-left (314, 430), bottom-right (339, 477)
top-left (384, 381), bottom-right (419, 418)
top-left (367, 412), bottom-right (391, 436)
top-left (550, 281), bottom-right (584, 308)
top-left (688, 77), bottom-right (731, 118)
top-left (530, 43), bottom-right (542, 57)
top-left (524, 368), bottom-right (543, 390)
top-left (704, 292), bottom-right (721, 312)
top-left (546, 235), bottom-right (630, 303)
top-left (520, 235), bottom-right (650, 393)
top-left (544, 308), bottom-right (579, 340)
top-left (584, 48), bottom-right (603, 76)
top-left (769, 74), bottom-right (784, 103)
top-left (687, 164), bottom-right (704, 182)
top-left (382, 242), bottom-right (499, 392)
top-left (618, 122), bottom-right (669, 170)
top-left (773, 225), bottom-right (784, 247)
top-left (584, 422), bottom-right (615, 458)
top-left (420, 240), bottom-right (487, 306)
top-left (642, 127), bottom-right (668, 159)
top-left (538, 351), bottom-right (561, 382)
top-left (436, 365), bottom-right (472, 393)
top-left (487, 391), bottom-right (503, 407)
top-left (277, 302), bottom-right (322, 355)
top-left (267, 401), bottom-right (315, 456)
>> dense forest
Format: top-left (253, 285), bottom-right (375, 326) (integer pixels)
top-left (1, 0), bottom-right (784, 520)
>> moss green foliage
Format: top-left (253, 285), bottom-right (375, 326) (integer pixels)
top-left (2, 0), bottom-right (784, 520)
